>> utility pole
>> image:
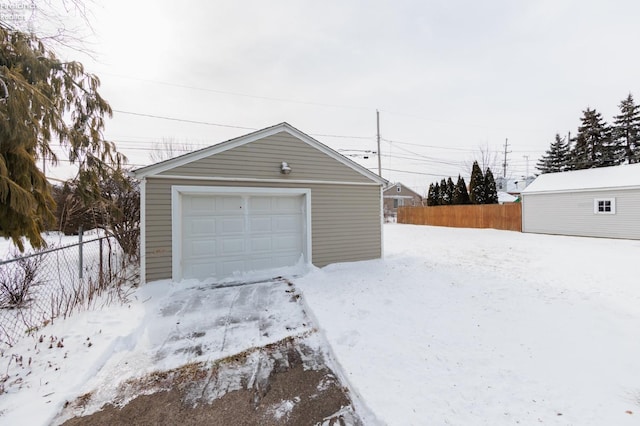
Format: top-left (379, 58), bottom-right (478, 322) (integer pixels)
top-left (523, 155), bottom-right (529, 178)
top-left (376, 109), bottom-right (382, 177)
top-left (502, 138), bottom-right (510, 178)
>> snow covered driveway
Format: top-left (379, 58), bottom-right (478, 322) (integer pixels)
top-left (297, 224), bottom-right (640, 425)
top-left (1, 279), bottom-right (316, 424)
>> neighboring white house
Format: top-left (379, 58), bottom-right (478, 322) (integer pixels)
top-left (521, 163), bottom-right (640, 240)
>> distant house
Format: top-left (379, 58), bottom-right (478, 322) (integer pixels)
top-left (496, 176), bottom-right (535, 195)
top-left (498, 191), bottom-right (518, 204)
top-left (521, 163), bottom-right (640, 240)
top-left (383, 183), bottom-right (423, 219)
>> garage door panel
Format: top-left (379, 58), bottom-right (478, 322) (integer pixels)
top-left (219, 217), bottom-right (245, 234)
top-left (274, 197), bottom-right (301, 212)
top-left (250, 217), bottom-right (272, 233)
top-left (274, 235), bottom-right (301, 251)
top-left (273, 215), bottom-right (302, 232)
top-left (249, 196), bottom-right (272, 212)
top-left (187, 196), bottom-right (216, 213)
top-left (220, 259), bottom-right (246, 276)
top-left (221, 237), bottom-right (245, 254)
top-left (185, 218), bottom-right (216, 237)
top-left (184, 261), bottom-right (217, 280)
top-left (272, 253), bottom-right (301, 266)
top-left (218, 196), bottom-right (243, 212)
top-left (249, 257), bottom-right (273, 271)
top-left (250, 236), bottom-right (272, 252)
top-left (185, 239), bottom-right (217, 257)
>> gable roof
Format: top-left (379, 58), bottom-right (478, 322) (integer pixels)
top-left (498, 191), bottom-right (518, 203)
top-left (133, 122), bottom-right (387, 185)
top-left (383, 182), bottom-right (422, 198)
top-left (522, 163), bottom-right (640, 194)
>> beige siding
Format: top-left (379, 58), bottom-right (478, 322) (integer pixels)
top-left (159, 132), bottom-right (371, 183)
top-left (522, 189), bottom-right (640, 239)
top-left (144, 178), bottom-right (382, 282)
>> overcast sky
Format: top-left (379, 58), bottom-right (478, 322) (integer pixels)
top-left (35, 0), bottom-right (640, 193)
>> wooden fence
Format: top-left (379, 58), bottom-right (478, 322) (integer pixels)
top-left (397, 203), bottom-right (522, 232)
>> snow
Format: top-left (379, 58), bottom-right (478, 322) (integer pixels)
top-left (2, 224), bottom-right (640, 425)
top-left (497, 191), bottom-right (517, 203)
top-left (0, 230), bottom-right (105, 260)
top-left (522, 162), bottom-right (640, 193)
top-left (297, 224), bottom-right (640, 425)
top-left (0, 278), bottom-right (314, 425)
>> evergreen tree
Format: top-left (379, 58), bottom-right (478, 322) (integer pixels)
top-left (0, 27), bottom-right (126, 250)
top-left (469, 161), bottom-right (485, 204)
top-left (439, 178), bottom-right (451, 205)
top-left (452, 175), bottom-right (470, 205)
top-left (612, 93), bottom-right (640, 164)
top-left (451, 175), bottom-right (469, 205)
top-left (536, 134), bottom-right (571, 173)
top-left (451, 178), bottom-right (461, 205)
top-left (570, 108), bottom-right (617, 169)
top-left (426, 183), bottom-right (437, 206)
top-left (484, 168), bottom-right (499, 204)
top-left (446, 177), bottom-right (455, 205)
top-left (433, 182), bottom-right (441, 206)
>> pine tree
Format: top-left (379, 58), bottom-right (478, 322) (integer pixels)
top-left (469, 161), bottom-right (485, 204)
top-left (426, 183), bottom-right (437, 206)
top-left (433, 182), bottom-right (441, 206)
top-left (612, 93), bottom-right (640, 164)
top-left (536, 134), bottom-right (571, 173)
top-left (0, 27), bottom-right (126, 250)
top-left (458, 175), bottom-right (471, 204)
top-left (570, 108), bottom-right (617, 169)
top-left (446, 177), bottom-right (455, 205)
top-left (439, 178), bottom-right (451, 205)
top-left (452, 175), bottom-right (470, 205)
top-left (484, 168), bottom-right (499, 204)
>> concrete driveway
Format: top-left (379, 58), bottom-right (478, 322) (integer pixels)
top-left (54, 278), bottom-right (367, 425)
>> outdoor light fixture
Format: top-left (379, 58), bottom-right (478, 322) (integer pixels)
top-left (280, 161), bottom-right (292, 174)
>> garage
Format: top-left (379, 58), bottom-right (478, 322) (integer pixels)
top-left (134, 122), bottom-right (386, 284)
top-left (176, 187), bottom-right (310, 280)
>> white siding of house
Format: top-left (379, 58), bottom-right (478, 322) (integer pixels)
top-left (522, 188), bottom-right (640, 239)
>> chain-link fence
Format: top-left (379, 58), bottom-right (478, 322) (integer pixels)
top-left (0, 229), bottom-right (139, 348)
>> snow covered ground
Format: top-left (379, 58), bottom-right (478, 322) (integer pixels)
top-left (1, 224), bottom-right (639, 425)
top-left (298, 224), bottom-right (640, 425)
top-left (0, 278), bottom-right (322, 425)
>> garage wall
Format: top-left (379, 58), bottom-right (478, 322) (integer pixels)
top-left (158, 131), bottom-right (372, 184)
top-left (522, 188), bottom-right (640, 239)
top-left (144, 178), bottom-right (382, 282)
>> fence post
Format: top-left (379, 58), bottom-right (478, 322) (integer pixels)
top-left (99, 237), bottom-right (104, 287)
top-left (78, 226), bottom-right (83, 279)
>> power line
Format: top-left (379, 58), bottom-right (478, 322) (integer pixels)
top-left (112, 110), bottom-right (373, 140)
top-left (112, 110), bottom-right (258, 131)
top-left (374, 167), bottom-right (455, 177)
top-left (382, 137), bottom-right (476, 152)
top-left (103, 73), bottom-right (371, 111)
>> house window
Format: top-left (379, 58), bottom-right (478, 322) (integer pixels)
top-left (393, 198), bottom-right (404, 208)
top-left (594, 198), bottom-right (616, 214)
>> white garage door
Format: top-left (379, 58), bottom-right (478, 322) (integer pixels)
top-left (181, 193), bottom-right (305, 280)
